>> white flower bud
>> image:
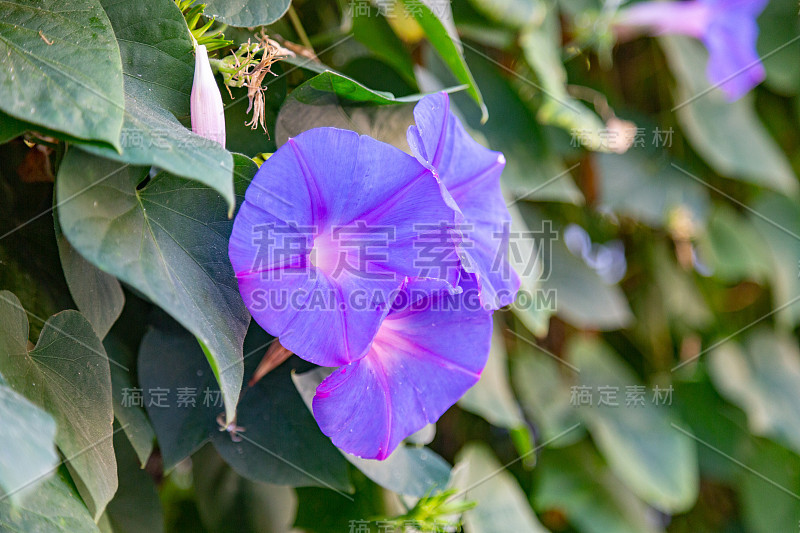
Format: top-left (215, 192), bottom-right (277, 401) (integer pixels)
top-left (191, 44), bottom-right (226, 147)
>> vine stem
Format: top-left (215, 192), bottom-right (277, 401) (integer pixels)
top-left (287, 6), bottom-right (314, 53)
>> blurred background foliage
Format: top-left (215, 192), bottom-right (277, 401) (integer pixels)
top-left (1, 0), bottom-right (800, 532)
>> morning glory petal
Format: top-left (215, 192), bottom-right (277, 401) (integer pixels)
top-left (701, 0), bottom-right (768, 16)
top-left (703, 14), bottom-right (765, 101)
top-left (229, 127), bottom-right (458, 367)
top-left (312, 277), bottom-right (492, 459)
top-left (408, 92), bottom-right (520, 309)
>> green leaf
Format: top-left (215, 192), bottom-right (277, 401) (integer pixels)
top-left (511, 342), bottom-right (584, 448)
top-left (203, 0), bottom-right (291, 27)
top-left (82, 95), bottom-right (236, 214)
top-left (750, 193), bottom-right (800, 328)
top-left (137, 322), bottom-right (220, 470)
top-left (291, 70), bottom-right (454, 106)
top-left (672, 380), bottom-right (752, 483)
top-left (0, 382), bottom-right (59, 503)
top-left (99, 0), bottom-right (194, 117)
top-left (520, 14), bottom-right (607, 152)
top-left (279, 53), bottom-right (333, 75)
top-left (212, 367), bottom-right (352, 492)
top-left (597, 151), bottom-right (709, 229)
top-left (346, 448), bottom-right (452, 499)
top-left (508, 205), bottom-right (553, 336)
top-left (757, 0), bottom-right (800, 95)
top-left (276, 86), bottom-right (417, 152)
top-left (444, 48), bottom-right (582, 203)
top-left (0, 469), bottom-right (101, 533)
top-left (568, 337), bottom-right (699, 513)
top-left (192, 445), bottom-right (298, 533)
top-left (104, 336), bottom-right (155, 467)
top-left (534, 443), bottom-right (663, 533)
top-left (293, 368), bottom-right (451, 497)
top-left (0, 0), bottom-right (124, 149)
top-left (739, 439), bottom-right (800, 533)
top-left (55, 218), bottom-right (124, 340)
top-left (650, 241), bottom-right (712, 330)
top-left (459, 321), bottom-right (526, 430)
top-left (341, 56), bottom-right (418, 100)
top-left (709, 330), bottom-right (800, 456)
top-left (545, 239), bottom-right (633, 330)
top-left (466, 0), bottom-right (545, 29)
top-left (0, 290), bottom-right (116, 520)
top-left (56, 151), bottom-right (253, 424)
top-left (523, 209), bottom-right (632, 330)
top-left (455, 443), bottom-right (550, 533)
top-left (695, 205), bottom-right (772, 283)
top-left (0, 111), bottom-right (28, 144)
top-left (401, 0), bottom-right (488, 121)
top-left (294, 478), bottom-right (387, 533)
top-left (659, 35), bottom-right (797, 194)
top-left (102, 430), bottom-right (164, 533)
top-left (138, 322), bottom-right (351, 491)
top-left (353, 7), bottom-right (418, 88)
top-left (83, 0), bottom-right (235, 213)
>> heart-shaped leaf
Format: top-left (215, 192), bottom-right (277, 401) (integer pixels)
top-left (138, 320), bottom-right (351, 491)
top-left (55, 219), bottom-right (123, 340)
top-left (0, 290), bottom-right (116, 520)
top-left (56, 150), bottom-right (253, 423)
top-left (0, 0), bottom-right (124, 149)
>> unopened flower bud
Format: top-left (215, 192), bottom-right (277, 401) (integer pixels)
top-left (191, 44), bottom-right (226, 147)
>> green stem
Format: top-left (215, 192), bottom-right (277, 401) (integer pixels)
top-left (208, 57), bottom-right (227, 74)
top-left (287, 6), bottom-right (314, 53)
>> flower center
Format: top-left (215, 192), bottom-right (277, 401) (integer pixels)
top-left (309, 230), bottom-right (342, 276)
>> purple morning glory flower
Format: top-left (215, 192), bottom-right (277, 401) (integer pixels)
top-left (312, 275), bottom-right (492, 460)
top-left (408, 92), bottom-right (520, 309)
top-left (616, 0), bottom-right (767, 100)
top-left (229, 102), bottom-right (515, 460)
top-left (229, 127), bottom-right (458, 367)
